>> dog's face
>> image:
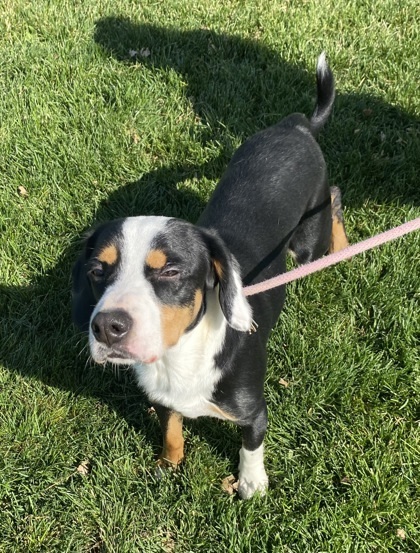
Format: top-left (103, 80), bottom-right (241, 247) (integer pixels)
top-left (72, 216), bottom-right (252, 365)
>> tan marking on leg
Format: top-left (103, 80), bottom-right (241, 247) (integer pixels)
top-left (146, 249), bottom-right (167, 269)
top-left (161, 289), bottom-right (203, 347)
top-left (97, 244), bottom-right (118, 265)
top-left (329, 187), bottom-right (349, 253)
top-left (330, 219), bottom-right (349, 253)
top-left (159, 411), bottom-right (184, 467)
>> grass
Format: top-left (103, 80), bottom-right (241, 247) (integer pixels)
top-left (0, 0), bottom-right (419, 551)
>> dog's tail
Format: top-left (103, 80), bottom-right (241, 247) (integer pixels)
top-left (310, 52), bottom-right (335, 136)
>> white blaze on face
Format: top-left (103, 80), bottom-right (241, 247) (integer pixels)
top-left (89, 216), bottom-right (171, 365)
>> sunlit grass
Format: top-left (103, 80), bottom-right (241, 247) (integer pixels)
top-left (0, 1), bottom-right (419, 551)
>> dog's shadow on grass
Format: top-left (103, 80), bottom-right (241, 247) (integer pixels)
top-left (1, 18), bottom-right (419, 470)
top-left (93, 17), bottom-right (420, 209)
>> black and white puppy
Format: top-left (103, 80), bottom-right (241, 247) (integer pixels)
top-left (72, 53), bottom-right (348, 499)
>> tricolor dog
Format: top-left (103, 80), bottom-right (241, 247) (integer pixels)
top-left (72, 53), bottom-right (348, 499)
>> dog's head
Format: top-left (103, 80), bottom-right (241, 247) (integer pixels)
top-left (72, 216), bottom-right (252, 365)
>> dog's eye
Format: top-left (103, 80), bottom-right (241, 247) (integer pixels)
top-left (160, 268), bottom-right (179, 278)
top-left (89, 267), bottom-right (105, 279)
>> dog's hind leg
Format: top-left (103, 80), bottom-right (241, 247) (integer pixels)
top-left (329, 186), bottom-right (349, 253)
top-left (289, 194), bottom-right (332, 265)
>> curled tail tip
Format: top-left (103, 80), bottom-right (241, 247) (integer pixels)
top-left (316, 51), bottom-right (332, 82)
top-left (310, 51), bottom-right (335, 135)
top-left (317, 51), bottom-right (327, 75)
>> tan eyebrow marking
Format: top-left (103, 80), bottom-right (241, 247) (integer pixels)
top-left (146, 249), bottom-right (167, 269)
top-left (97, 244), bottom-right (118, 265)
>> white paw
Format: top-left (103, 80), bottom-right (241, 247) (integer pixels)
top-left (238, 472), bottom-right (269, 499)
top-left (238, 444), bottom-right (269, 499)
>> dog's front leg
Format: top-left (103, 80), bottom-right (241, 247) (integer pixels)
top-left (238, 403), bottom-right (269, 499)
top-left (153, 403), bottom-right (184, 468)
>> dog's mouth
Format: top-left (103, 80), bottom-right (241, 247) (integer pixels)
top-left (93, 345), bottom-right (159, 366)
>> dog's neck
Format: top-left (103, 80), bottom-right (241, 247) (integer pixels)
top-left (133, 288), bottom-right (228, 417)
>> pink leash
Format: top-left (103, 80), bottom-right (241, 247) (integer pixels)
top-left (243, 217), bottom-right (420, 297)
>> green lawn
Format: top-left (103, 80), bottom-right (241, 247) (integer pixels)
top-left (0, 1), bottom-right (419, 551)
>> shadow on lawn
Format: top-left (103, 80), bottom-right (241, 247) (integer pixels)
top-left (93, 17), bottom-right (420, 208)
top-left (1, 18), bottom-right (419, 466)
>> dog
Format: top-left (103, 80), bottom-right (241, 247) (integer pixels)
top-left (72, 53), bottom-right (348, 499)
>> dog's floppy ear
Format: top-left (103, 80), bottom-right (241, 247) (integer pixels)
top-left (71, 231), bottom-right (97, 332)
top-left (201, 229), bottom-right (253, 332)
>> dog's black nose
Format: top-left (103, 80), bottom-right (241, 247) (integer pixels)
top-left (91, 310), bottom-right (132, 346)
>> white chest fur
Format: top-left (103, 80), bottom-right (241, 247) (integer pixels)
top-left (133, 290), bottom-right (228, 419)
